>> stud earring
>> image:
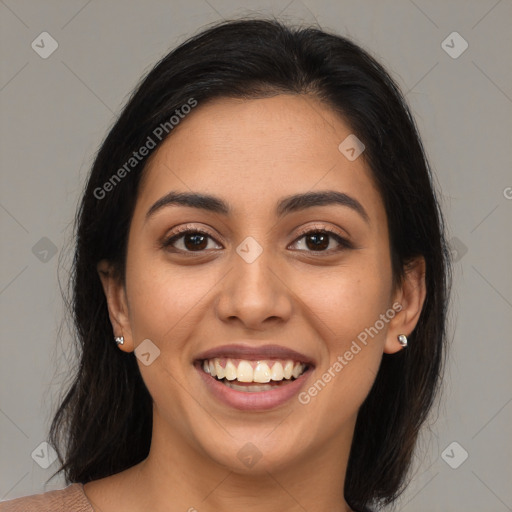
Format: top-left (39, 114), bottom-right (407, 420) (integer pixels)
top-left (115, 336), bottom-right (124, 346)
top-left (397, 334), bottom-right (408, 347)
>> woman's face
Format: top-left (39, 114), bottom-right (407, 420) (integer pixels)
top-left (100, 94), bottom-right (422, 475)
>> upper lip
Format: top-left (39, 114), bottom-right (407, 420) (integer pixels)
top-left (195, 343), bottom-right (316, 367)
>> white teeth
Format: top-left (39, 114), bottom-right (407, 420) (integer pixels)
top-left (292, 363), bottom-right (303, 378)
top-left (253, 362), bottom-right (271, 383)
top-left (283, 360), bottom-right (294, 379)
top-left (270, 362), bottom-right (284, 381)
top-left (237, 361), bottom-right (253, 382)
top-left (224, 360), bottom-right (237, 381)
top-left (214, 360), bottom-right (225, 379)
top-left (202, 357), bottom-right (306, 383)
top-left (224, 381), bottom-right (275, 392)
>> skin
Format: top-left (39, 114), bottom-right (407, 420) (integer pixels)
top-left (85, 94), bottom-right (426, 512)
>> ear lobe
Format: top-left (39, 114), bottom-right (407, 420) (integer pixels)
top-left (97, 259), bottom-right (134, 351)
top-left (384, 256), bottom-right (427, 354)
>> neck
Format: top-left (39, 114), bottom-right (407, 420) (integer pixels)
top-left (120, 407), bottom-right (357, 512)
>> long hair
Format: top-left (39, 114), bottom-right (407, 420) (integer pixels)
top-left (48, 18), bottom-right (452, 511)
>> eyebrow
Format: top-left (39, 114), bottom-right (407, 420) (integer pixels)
top-left (145, 190), bottom-right (370, 225)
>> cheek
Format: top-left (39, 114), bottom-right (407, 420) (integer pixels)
top-left (299, 250), bottom-right (393, 411)
top-left (295, 266), bottom-right (391, 431)
top-left (124, 249), bottom-right (221, 351)
top-left (123, 255), bottom-right (215, 423)
top-left (123, 281), bottom-right (242, 454)
top-left (297, 258), bottom-right (392, 347)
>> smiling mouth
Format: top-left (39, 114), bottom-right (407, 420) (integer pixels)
top-left (199, 357), bottom-right (310, 393)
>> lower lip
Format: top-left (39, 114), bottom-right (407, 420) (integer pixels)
top-left (195, 363), bottom-right (313, 411)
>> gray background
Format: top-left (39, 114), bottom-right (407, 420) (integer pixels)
top-left (1, 1), bottom-right (511, 511)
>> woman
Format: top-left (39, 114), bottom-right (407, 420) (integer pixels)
top-left (1, 17), bottom-right (451, 512)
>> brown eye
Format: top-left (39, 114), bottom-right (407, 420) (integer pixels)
top-left (291, 228), bottom-right (352, 253)
top-left (303, 232), bottom-right (330, 251)
top-left (161, 225), bottom-right (352, 255)
top-left (180, 232), bottom-right (209, 251)
top-left (161, 228), bottom-right (222, 253)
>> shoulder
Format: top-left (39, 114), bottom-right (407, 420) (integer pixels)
top-left (0, 483), bottom-right (94, 512)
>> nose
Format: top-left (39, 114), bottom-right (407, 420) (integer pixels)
top-left (215, 246), bottom-right (293, 331)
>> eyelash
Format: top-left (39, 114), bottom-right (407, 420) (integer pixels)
top-left (160, 224), bottom-right (353, 255)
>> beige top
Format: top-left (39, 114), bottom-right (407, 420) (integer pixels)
top-left (0, 483), bottom-right (376, 512)
top-left (0, 483), bottom-right (94, 512)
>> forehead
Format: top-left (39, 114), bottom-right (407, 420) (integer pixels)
top-left (135, 94), bottom-right (385, 226)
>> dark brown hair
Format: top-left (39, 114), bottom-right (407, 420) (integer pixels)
top-left (48, 18), bottom-right (452, 511)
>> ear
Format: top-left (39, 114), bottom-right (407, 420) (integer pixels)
top-left (384, 256), bottom-right (427, 354)
top-left (97, 259), bottom-right (134, 352)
